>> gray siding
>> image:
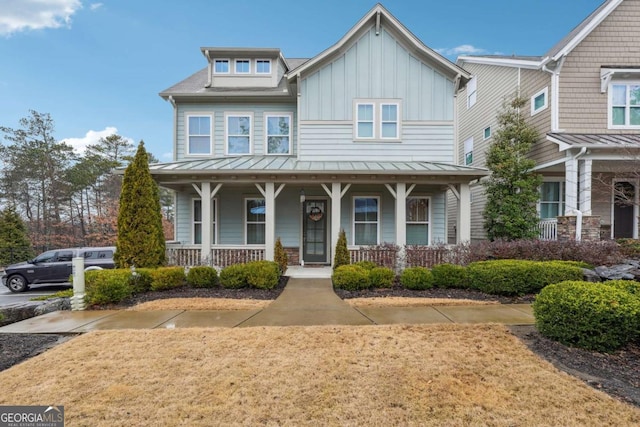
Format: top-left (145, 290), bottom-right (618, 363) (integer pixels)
top-left (559, 0), bottom-right (640, 133)
top-left (298, 122), bottom-right (454, 162)
top-left (300, 26), bottom-right (455, 121)
top-left (176, 102), bottom-right (297, 161)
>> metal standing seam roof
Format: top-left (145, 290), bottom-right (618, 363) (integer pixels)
top-left (547, 133), bottom-right (640, 149)
top-left (147, 156), bottom-right (488, 176)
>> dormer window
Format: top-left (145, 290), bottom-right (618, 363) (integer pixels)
top-left (214, 59), bottom-right (229, 74)
top-left (235, 59), bottom-right (250, 74)
top-left (256, 59), bottom-right (271, 74)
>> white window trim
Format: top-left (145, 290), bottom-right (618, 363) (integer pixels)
top-left (608, 81), bottom-right (640, 129)
top-left (463, 136), bottom-right (474, 166)
top-left (234, 59), bottom-right (251, 74)
top-left (538, 179), bottom-right (565, 219)
top-left (185, 113), bottom-right (213, 157)
top-left (192, 198), bottom-right (218, 245)
top-left (467, 76), bottom-right (477, 109)
top-left (531, 87), bottom-right (549, 116)
top-left (224, 112), bottom-right (253, 155)
top-left (353, 99), bottom-right (402, 142)
top-left (406, 196), bottom-right (431, 246)
top-left (264, 112), bottom-right (293, 155)
top-left (483, 126), bottom-right (492, 140)
top-left (255, 59), bottom-right (272, 74)
top-left (245, 197), bottom-right (266, 246)
top-left (352, 195), bottom-right (380, 246)
top-left (213, 59), bottom-right (230, 74)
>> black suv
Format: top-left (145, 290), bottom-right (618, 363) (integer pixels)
top-left (1, 247), bottom-right (116, 293)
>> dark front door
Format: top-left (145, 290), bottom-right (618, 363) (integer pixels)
top-left (614, 181), bottom-right (635, 238)
top-left (303, 200), bottom-right (328, 263)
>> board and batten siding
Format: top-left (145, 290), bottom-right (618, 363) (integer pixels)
top-left (297, 122), bottom-right (454, 162)
top-left (175, 103), bottom-right (297, 161)
top-left (559, 0), bottom-right (640, 134)
top-left (300, 26), bottom-right (455, 122)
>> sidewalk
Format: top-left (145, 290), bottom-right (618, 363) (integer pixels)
top-left (0, 278), bottom-right (534, 333)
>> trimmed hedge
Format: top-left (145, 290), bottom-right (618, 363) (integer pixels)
top-left (369, 267), bottom-right (395, 288)
top-left (219, 264), bottom-right (248, 289)
top-left (605, 279), bottom-right (640, 298)
top-left (354, 260), bottom-right (377, 271)
top-left (186, 266), bottom-right (219, 288)
top-left (149, 267), bottom-right (186, 291)
top-left (332, 265), bottom-right (370, 291)
top-left (85, 269), bottom-right (133, 305)
top-left (400, 267), bottom-right (433, 290)
top-left (466, 260), bottom-right (583, 295)
top-left (431, 263), bottom-right (469, 289)
top-left (246, 261), bottom-right (280, 289)
top-left (130, 268), bottom-right (153, 293)
top-left (533, 281), bottom-right (640, 352)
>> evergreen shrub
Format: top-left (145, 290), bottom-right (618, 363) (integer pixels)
top-left (332, 265), bottom-right (370, 291)
top-left (149, 267), bottom-right (186, 291)
top-left (186, 266), bottom-right (219, 288)
top-left (431, 263), bottom-right (469, 289)
top-left (400, 267), bottom-right (433, 290)
top-left (369, 267), bottom-right (395, 288)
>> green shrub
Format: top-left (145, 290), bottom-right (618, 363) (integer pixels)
top-left (85, 269), bottom-right (133, 305)
top-left (604, 279), bottom-right (640, 298)
top-left (219, 264), bottom-right (248, 289)
top-left (533, 281), bottom-right (640, 352)
top-left (354, 260), bottom-right (377, 270)
top-left (149, 267), bottom-right (186, 291)
top-left (431, 264), bottom-right (469, 289)
top-left (186, 266), bottom-right (219, 288)
top-left (130, 268), bottom-right (153, 293)
top-left (274, 237), bottom-right (288, 275)
top-left (246, 261), bottom-right (280, 289)
top-left (332, 265), bottom-right (370, 291)
top-left (333, 229), bottom-right (350, 269)
top-left (400, 267), bottom-right (433, 290)
top-left (369, 267), bottom-right (395, 288)
top-left (466, 260), bottom-right (582, 295)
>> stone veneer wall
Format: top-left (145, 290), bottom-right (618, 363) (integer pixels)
top-left (284, 247), bottom-right (300, 265)
top-left (557, 216), bottom-right (601, 241)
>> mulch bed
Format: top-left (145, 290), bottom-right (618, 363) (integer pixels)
top-left (0, 282), bottom-right (637, 409)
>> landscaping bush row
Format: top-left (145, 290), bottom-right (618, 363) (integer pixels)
top-left (533, 280), bottom-right (640, 352)
top-left (332, 261), bottom-right (395, 290)
top-left (84, 261), bottom-right (282, 306)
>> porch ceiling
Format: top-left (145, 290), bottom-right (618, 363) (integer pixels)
top-left (145, 156), bottom-right (488, 186)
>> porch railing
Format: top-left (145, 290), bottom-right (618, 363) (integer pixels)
top-left (349, 245), bottom-right (399, 270)
top-left (404, 246), bottom-right (453, 268)
top-left (166, 245), bottom-right (265, 268)
top-left (538, 219), bottom-right (558, 241)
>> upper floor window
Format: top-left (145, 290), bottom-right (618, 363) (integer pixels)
top-left (483, 126), bottom-right (492, 140)
top-left (256, 60), bottom-right (271, 74)
top-left (531, 87), bottom-right (548, 116)
top-left (265, 114), bottom-right (292, 154)
top-left (467, 76), bottom-right (477, 109)
top-left (463, 136), bottom-right (473, 166)
top-left (187, 115), bottom-right (212, 155)
top-left (354, 100), bottom-right (401, 141)
top-left (225, 113), bottom-right (252, 155)
top-left (610, 83), bottom-right (640, 128)
top-left (235, 59), bottom-right (250, 74)
top-left (214, 59), bottom-right (229, 74)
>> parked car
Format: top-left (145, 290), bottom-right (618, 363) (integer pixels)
top-left (1, 247), bottom-right (116, 293)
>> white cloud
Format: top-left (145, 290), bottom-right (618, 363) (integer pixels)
top-left (436, 44), bottom-right (488, 57)
top-left (0, 0), bottom-right (82, 36)
top-left (89, 3), bottom-right (103, 11)
top-left (61, 127), bottom-right (134, 154)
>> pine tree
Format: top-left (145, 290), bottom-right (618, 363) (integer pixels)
top-left (333, 229), bottom-right (350, 269)
top-left (0, 206), bottom-right (34, 265)
top-left (483, 96), bottom-right (543, 241)
top-left (114, 141), bottom-right (166, 268)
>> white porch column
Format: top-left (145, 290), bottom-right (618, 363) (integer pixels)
top-left (200, 182), bottom-right (212, 263)
top-left (395, 183), bottom-right (407, 247)
top-left (579, 159), bottom-right (592, 215)
top-left (457, 183), bottom-right (471, 243)
top-left (565, 157), bottom-right (579, 214)
top-left (331, 182), bottom-right (342, 266)
top-left (265, 182), bottom-right (276, 261)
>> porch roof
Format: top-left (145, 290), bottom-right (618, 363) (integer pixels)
top-left (547, 133), bottom-right (640, 151)
top-left (146, 156), bottom-right (488, 178)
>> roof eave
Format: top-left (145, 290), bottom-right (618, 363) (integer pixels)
top-left (458, 56), bottom-right (543, 70)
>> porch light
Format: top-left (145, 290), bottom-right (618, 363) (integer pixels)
top-left (300, 189), bottom-right (305, 203)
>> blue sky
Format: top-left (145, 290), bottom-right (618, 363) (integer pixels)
top-left (0, 0), bottom-right (605, 161)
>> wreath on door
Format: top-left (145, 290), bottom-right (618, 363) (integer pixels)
top-left (308, 206), bottom-right (324, 222)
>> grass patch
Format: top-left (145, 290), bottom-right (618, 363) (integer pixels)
top-left (30, 289), bottom-right (73, 301)
top-left (129, 298), bottom-right (270, 311)
top-left (0, 325), bottom-right (637, 426)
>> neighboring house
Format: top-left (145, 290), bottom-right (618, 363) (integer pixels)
top-left (454, 0), bottom-right (640, 242)
top-left (152, 4), bottom-right (487, 267)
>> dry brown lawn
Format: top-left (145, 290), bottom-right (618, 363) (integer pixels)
top-left (129, 298), bottom-right (271, 311)
top-left (1, 324), bottom-right (638, 426)
top-left (345, 297), bottom-right (497, 308)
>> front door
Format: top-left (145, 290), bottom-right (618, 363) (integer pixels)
top-left (613, 181), bottom-right (636, 238)
top-left (303, 200), bottom-right (328, 263)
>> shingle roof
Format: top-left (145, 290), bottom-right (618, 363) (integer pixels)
top-left (547, 132), bottom-right (640, 149)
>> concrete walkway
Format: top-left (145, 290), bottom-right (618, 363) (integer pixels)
top-left (0, 278), bottom-right (534, 333)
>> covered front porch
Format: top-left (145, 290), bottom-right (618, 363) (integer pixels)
top-left (151, 156), bottom-right (487, 267)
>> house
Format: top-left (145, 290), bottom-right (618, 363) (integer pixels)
top-left (454, 0), bottom-right (640, 242)
top-left (152, 4), bottom-right (487, 267)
